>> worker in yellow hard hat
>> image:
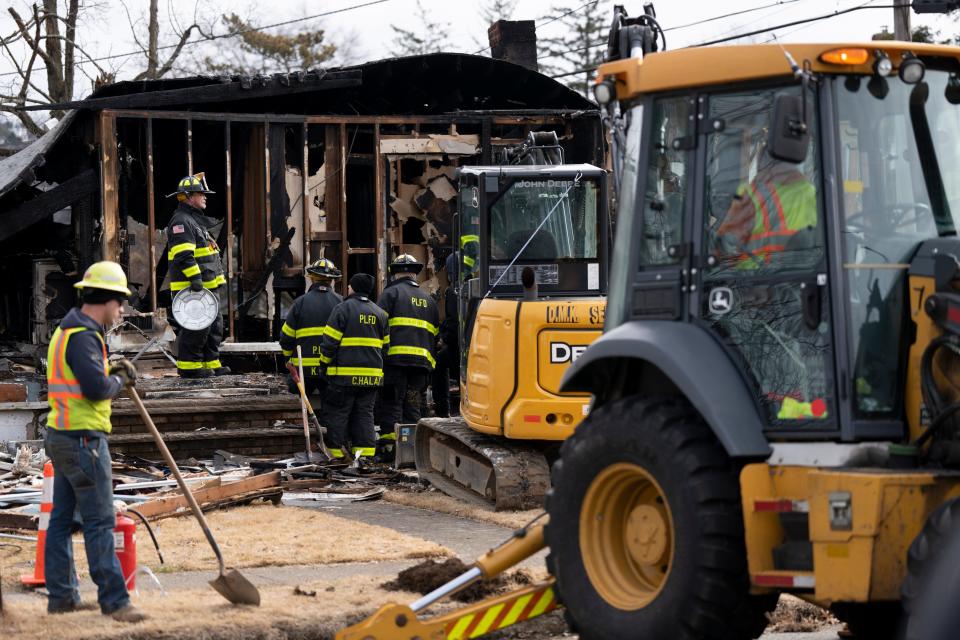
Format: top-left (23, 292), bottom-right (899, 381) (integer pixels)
top-left (44, 261), bottom-right (146, 622)
top-left (164, 173), bottom-right (228, 378)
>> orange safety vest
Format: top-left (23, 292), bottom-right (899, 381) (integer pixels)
top-left (46, 327), bottom-right (113, 432)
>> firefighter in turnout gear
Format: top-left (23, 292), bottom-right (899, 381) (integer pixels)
top-left (279, 258), bottom-right (343, 400)
top-left (44, 262), bottom-right (146, 622)
top-left (317, 273), bottom-right (389, 459)
top-left (164, 173), bottom-right (228, 378)
top-left (375, 254), bottom-right (439, 462)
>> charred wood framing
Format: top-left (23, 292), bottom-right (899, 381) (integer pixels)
top-left (0, 169), bottom-right (95, 243)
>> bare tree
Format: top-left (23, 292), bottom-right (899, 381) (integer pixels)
top-left (390, 0), bottom-right (450, 57)
top-left (122, 0), bottom-right (202, 81)
top-left (1, 0), bottom-right (204, 138)
top-left (538, 0), bottom-right (611, 97)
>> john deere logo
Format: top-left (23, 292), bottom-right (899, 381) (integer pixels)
top-left (550, 342), bottom-right (588, 364)
top-left (708, 287), bottom-right (733, 316)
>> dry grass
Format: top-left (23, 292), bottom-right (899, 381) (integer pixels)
top-left (2, 504), bottom-right (449, 587)
top-left (384, 490), bottom-right (542, 530)
top-left (149, 505), bottom-right (449, 572)
top-left (0, 575), bottom-right (416, 640)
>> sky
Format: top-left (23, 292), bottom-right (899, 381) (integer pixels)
top-left (2, 0), bottom-right (960, 133)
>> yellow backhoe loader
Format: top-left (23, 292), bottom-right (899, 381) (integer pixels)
top-left (341, 4), bottom-right (960, 639)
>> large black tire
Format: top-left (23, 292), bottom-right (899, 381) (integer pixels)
top-left (544, 396), bottom-right (772, 640)
top-left (900, 497), bottom-right (960, 640)
top-left (829, 603), bottom-right (901, 640)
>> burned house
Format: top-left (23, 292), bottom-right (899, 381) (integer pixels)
top-left (0, 52), bottom-right (602, 356)
top-left (0, 54), bottom-right (603, 360)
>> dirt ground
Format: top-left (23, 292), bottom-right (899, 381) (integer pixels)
top-left (0, 575), bottom-right (413, 640)
top-left (2, 504), bottom-right (449, 587)
top-left (384, 489), bottom-right (542, 530)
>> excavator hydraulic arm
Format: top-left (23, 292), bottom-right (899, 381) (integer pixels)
top-left (337, 522), bottom-right (556, 640)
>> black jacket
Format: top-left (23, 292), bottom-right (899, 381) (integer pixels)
top-left (280, 283), bottom-right (343, 378)
top-left (165, 203), bottom-right (226, 293)
top-left (377, 277), bottom-right (439, 370)
top-left (319, 294), bottom-right (389, 387)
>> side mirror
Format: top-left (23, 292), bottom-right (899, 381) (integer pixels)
top-left (768, 93), bottom-right (810, 164)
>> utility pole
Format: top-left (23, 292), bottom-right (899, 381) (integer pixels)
top-left (894, 0), bottom-right (912, 40)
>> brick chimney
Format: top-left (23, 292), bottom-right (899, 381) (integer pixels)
top-left (487, 20), bottom-right (538, 72)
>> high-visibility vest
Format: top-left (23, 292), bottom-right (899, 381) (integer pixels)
top-left (739, 178), bottom-right (816, 264)
top-left (46, 327), bottom-right (112, 433)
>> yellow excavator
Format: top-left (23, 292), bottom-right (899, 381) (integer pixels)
top-left (342, 4), bottom-right (960, 639)
top-left (414, 134), bottom-right (609, 511)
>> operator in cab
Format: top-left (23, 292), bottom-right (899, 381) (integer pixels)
top-left (375, 255), bottom-right (439, 462)
top-left (317, 273), bottom-right (389, 460)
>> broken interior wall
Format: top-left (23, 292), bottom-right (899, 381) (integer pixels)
top-left (383, 132), bottom-right (481, 291)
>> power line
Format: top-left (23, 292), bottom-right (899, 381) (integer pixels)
top-left (549, 3), bottom-right (898, 80)
top-left (0, 0), bottom-right (391, 79)
top-left (664, 0), bottom-right (806, 32)
top-left (538, 0), bottom-right (808, 65)
top-left (695, 2), bottom-right (894, 46)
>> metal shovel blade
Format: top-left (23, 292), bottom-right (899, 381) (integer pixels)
top-left (210, 569), bottom-right (261, 606)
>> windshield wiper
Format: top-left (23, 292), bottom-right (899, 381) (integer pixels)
top-left (909, 82), bottom-right (956, 237)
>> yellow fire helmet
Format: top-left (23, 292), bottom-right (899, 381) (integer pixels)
top-left (73, 261), bottom-right (132, 296)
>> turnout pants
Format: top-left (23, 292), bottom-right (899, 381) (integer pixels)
top-left (377, 365), bottom-right (428, 439)
top-left (432, 344), bottom-right (458, 418)
top-left (321, 385), bottom-right (377, 458)
top-left (176, 288), bottom-right (223, 372)
top-left (44, 430), bottom-right (130, 614)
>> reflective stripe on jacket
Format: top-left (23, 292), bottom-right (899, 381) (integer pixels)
top-left (319, 294), bottom-right (389, 387)
top-left (165, 203), bottom-right (226, 292)
top-left (279, 283), bottom-right (343, 378)
top-left (377, 277), bottom-right (439, 370)
top-left (46, 324), bottom-right (114, 433)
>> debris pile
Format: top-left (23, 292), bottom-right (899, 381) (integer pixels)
top-left (383, 558), bottom-right (532, 603)
top-left (765, 594), bottom-right (839, 632)
top-left (0, 442), bottom-right (415, 532)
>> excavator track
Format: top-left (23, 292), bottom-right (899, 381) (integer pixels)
top-left (414, 417), bottom-right (551, 511)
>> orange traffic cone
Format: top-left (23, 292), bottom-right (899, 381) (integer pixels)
top-left (20, 460), bottom-right (53, 587)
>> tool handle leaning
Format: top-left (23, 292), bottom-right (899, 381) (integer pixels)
top-left (295, 346), bottom-right (312, 459)
top-left (127, 387), bottom-right (227, 574)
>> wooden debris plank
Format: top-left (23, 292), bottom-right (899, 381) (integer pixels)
top-left (134, 471), bottom-right (281, 521)
top-left (108, 428), bottom-right (300, 444)
top-left (0, 512), bottom-right (37, 531)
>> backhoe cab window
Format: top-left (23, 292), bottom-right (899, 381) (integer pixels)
top-left (838, 70), bottom-right (960, 416)
top-left (702, 87), bottom-right (833, 426)
top-left (640, 98), bottom-right (691, 265)
top-left (488, 177), bottom-right (601, 291)
top-left (705, 89), bottom-right (823, 275)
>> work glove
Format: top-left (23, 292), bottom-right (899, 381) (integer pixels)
top-left (189, 280), bottom-right (204, 292)
top-left (110, 358), bottom-right (138, 388)
top-left (287, 375), bottom-right (300, 396)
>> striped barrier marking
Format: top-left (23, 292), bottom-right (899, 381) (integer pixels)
top-left (445, 584), bottom-right (557, 639)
